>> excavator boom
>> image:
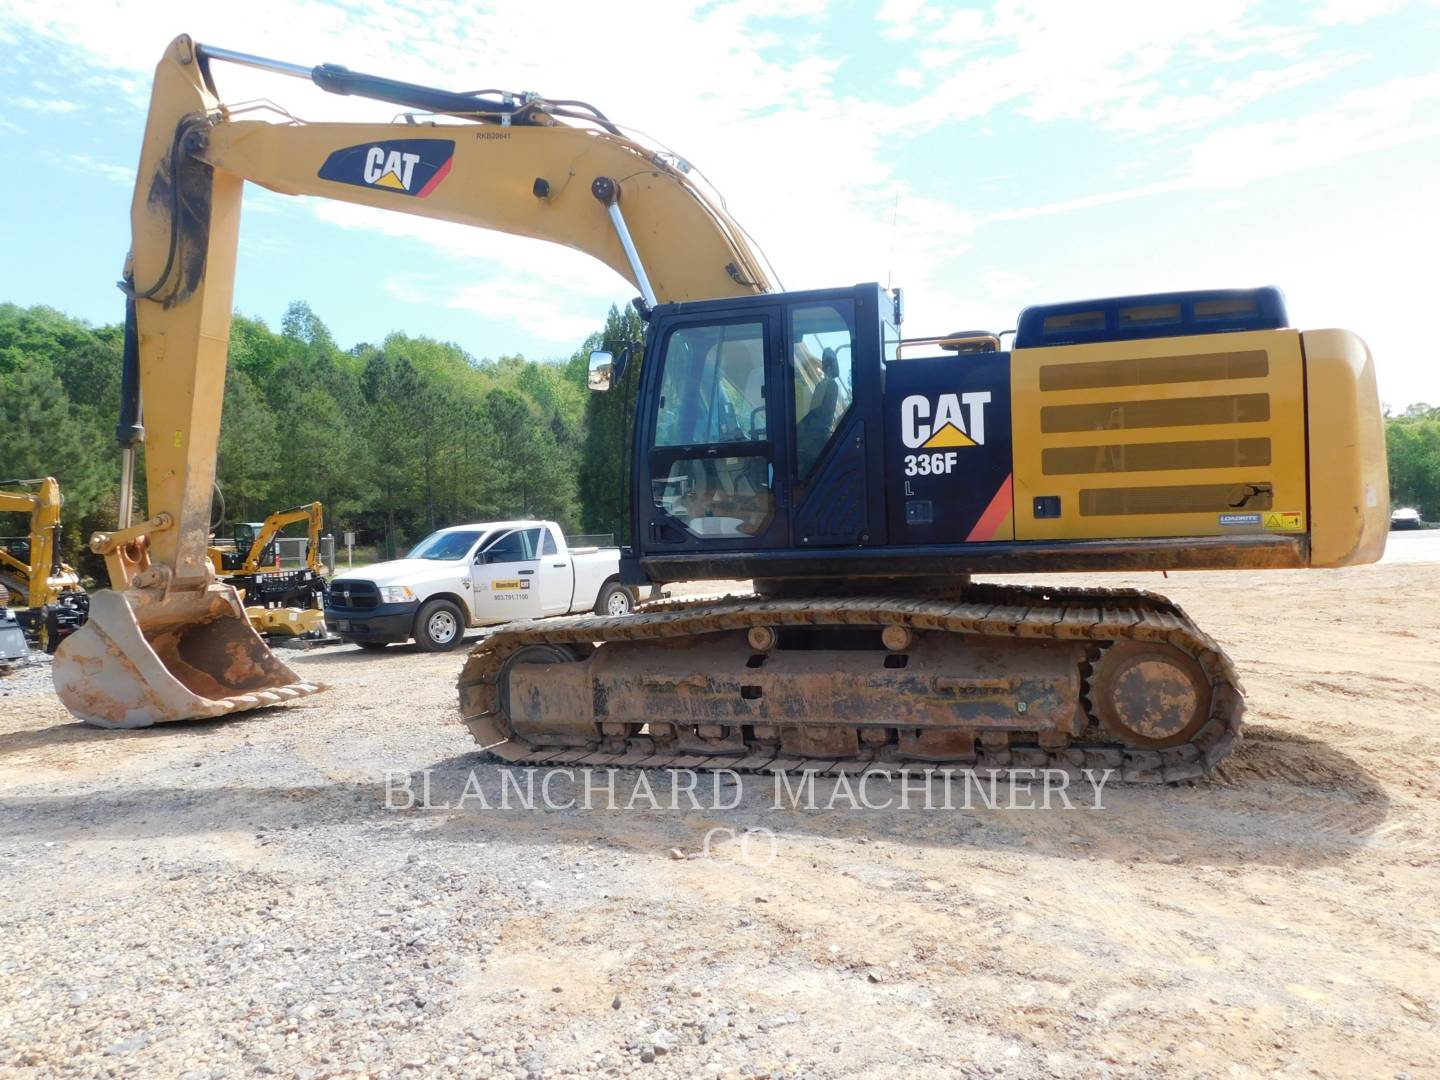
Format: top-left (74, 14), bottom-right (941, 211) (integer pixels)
top-left (53, 35), bottom-right (774, 727)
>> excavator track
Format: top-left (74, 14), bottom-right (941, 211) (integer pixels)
top-left (456, 584), bottom-right (1243, 784)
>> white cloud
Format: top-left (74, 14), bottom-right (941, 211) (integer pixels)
top-left (381, 272), bottom-right (608, 351)
top-left (894, 0), bottom-right (1361, 136)
top-left (972, 73), bottom-right (1440, 225)
top-left (1313, 0), bottom-right (1412, 24)
top-left (61, 153), bottom-right (131, 185)
top-left (1102, 53), bottom-right (1359, 134)
top-left (1183, 72), bottom-right (1440, 189)
top-left (877, 0), bottom-right (948, 39)
top-left (14, 96), bottom-right (80, 113)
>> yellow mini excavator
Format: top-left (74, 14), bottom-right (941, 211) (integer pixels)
top-left (208, 501), bottom-right (331, 639)
top-left (54, 38), bottom-right (1387, 782)
top-left (0, 477), bottom-right (89, 652)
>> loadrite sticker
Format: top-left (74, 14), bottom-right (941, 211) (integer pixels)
top-left (318, 139), bottom-right (455, 197)
top-left (1219, 512), bottom-right (1263, 526)
top-left (491, 579), bottom-right (530, 591)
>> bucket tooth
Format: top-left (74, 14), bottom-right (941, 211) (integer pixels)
top-left (53, 585), bottom-right (324, 729)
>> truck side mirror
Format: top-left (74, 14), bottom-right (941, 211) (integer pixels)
top-left (588, 351), bottom-right (613, 392)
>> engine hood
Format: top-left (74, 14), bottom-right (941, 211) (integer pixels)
top-left (334, 558), bottom-right (467, 588)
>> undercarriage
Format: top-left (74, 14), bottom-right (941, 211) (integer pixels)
top-left (457, 583), bottom-right (1242, 784)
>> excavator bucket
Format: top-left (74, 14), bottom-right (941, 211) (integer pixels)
top-left (52, 584), bottom-right (322, 729)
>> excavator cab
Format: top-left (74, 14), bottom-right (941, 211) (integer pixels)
top-left (622, 282), bottom-right (1387, 588)
top-left (219, 523), bottom-right (272, 572)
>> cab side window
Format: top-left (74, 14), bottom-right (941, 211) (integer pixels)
top-left (483, 528), bottom-right (541, 563)
top-left (654, 322), bottom-right (767, 447)
top-left (791, 302), bottom-right (855, 478)
top-left (650, 320), bottom-right (775, 539)
top-left (541, 528), bottom-right (560, 557)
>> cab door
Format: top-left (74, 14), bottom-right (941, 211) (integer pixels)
top-left (641, 310), bottom-right (790, 551)
top-left (536, 525), bottom-right (573, 615)
top-left (470, 527), bottom-right (543, 621)
top-left (783, 292), bottom-right (887, 548)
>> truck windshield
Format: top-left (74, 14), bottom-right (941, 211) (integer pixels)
top-left (406, 530), bottom-right (485, 561)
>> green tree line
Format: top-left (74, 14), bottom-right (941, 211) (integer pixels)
top-left (0, 299), bottom-right (642, 581)
top-left (1386, 403), bottom-right (1440, 520)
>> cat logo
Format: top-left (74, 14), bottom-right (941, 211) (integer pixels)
top-left (317, 138), bottom-right (455, 198)
top-left (900, 392), bottom-right (991, 449)
top-left (364, 147), bottom-right (421, 190)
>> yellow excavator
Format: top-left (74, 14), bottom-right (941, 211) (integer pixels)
top-left (208, 501), bottom-right (331, 639)
top-left (55, 37), bottom-right (1387, 782)
top-left (0, 477), bottom-right (89, 652)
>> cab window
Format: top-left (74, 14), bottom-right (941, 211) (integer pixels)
top-left (791, 301), bottom-right (855, 478)
top-left (650, 319), bottom-right (774, 539)
top-left (654, 322), bottom-right (767, 447)
top-left (480, 528), bottom-right (540, 563)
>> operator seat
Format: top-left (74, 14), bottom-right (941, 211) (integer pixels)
top-left (796, 347), bottom-right (842, 468)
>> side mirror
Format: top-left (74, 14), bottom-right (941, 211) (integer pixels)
top-left (588, 351), bottom-right (613, 392)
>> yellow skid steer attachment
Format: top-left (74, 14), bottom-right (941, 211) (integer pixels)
top-left (249, 606), bottom-right (328, 638)
top-left (53, 584), bottom-right (321, 729)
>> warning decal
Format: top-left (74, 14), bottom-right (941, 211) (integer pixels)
top-left (1263, 511), bottom-right (1305, 532)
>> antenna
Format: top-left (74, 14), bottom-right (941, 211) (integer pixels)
top-left (886, 189), bottom-right (899, 291)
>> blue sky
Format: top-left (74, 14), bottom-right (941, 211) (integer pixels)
top-left (1, 0), bottom-right (1437, 406)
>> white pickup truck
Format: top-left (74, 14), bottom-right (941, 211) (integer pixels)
top-left (324, 520), bottom-right (636, 651)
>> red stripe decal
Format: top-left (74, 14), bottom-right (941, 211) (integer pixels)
top-left (965, 473), bottom-right (1014, 542)
top-left (416, 155), bottom-right (453, 198)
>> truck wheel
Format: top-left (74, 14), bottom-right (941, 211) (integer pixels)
top-left (595, 580), bottom-right (634, 617)
top-left (414, 598), bottom-right (465, 652)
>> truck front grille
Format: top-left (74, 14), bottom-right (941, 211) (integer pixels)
top-left (328, 580), bottom-right (379, 611)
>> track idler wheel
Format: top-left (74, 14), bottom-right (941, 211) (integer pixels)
top-left (1089, 640), bottom-right (1211, 749)
top-left (497, 643), bottom-right (581, 720)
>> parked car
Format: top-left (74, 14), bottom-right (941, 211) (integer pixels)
top-left (1390, 507), bottom-right (1424, 531)
top-left (325, 520), bottom-right (636, 650)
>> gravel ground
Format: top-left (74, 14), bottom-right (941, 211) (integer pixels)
top-left (2, 561), bottom-right (1439, 1079)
